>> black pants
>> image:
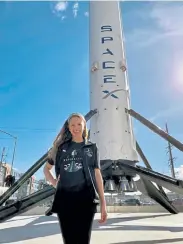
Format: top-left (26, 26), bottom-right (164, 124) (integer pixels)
top-left (57, 204), bottom-right (95, 244)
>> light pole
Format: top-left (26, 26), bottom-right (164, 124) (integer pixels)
top-left (0, 129), bottom-right (17, 174)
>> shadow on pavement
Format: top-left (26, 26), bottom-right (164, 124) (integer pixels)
top-left (0, 214), bottom-right (182, 243)
top-left (111, 238), bottom-right (183, 244)
top-left (93, 214), bottom-right (183, 232)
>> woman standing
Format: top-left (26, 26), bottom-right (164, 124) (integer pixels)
top-left (44, 113), bottom-right (107, 244)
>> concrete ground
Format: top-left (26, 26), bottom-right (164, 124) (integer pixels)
top-left (1, 213), bottom-right (183, 244)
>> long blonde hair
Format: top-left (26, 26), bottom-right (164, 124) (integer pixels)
top-left (48, 113), bottom-right (88, 163)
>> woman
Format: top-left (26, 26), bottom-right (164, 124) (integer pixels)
top-left (44, 113), bottom-right (107, 244)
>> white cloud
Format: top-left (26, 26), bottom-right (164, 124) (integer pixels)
top-left (51, 1), bottom-right (68, 20)
top-left (127, 3), bottom-right (183, 122)
top-left (54, 1), bottom-right (68, 12)
top-left (61, 16), bottom-right (66, 21)
top-left (150, 3), bottom-right (183, 34)
top-left (127, 3), bottom-right (183, 47)
top-left (52, 1), bottom-right (79, 19)
top-left (149, 106), bottom-right (183, 122)
top-left (72, 2), bottom-right (79, 18)
top-left (84, 11), bottom-right (89, 17)
top-left (128, 28), bottom-right (182, 48)
top-left (175, 165), bottom-right (183, 180)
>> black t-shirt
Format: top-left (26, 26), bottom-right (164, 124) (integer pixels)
top-left (48, 140), bottom-right (100, 181)
top-left (48, 140), bottom-right (100, 210)
top-left (59, 141), bottom-right (86, 192)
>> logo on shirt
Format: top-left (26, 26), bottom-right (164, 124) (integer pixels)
top-left (84, 148), bottom-right (93, 157)
top-left (63, 149), bottom-right (83, 172)
top-left (71, 149), bottom-right (77, 157)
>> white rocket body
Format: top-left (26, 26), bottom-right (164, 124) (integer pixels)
top-left (89, 1), bottom-right (138, 162)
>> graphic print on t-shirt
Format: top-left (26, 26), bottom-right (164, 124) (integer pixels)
top-left (84, 148), bottom-right (93, 157)
top-left (63, 149), bottom-right (83, 173)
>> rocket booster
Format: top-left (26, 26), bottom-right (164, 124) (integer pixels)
top-left (89, 1), bottom-right (138, 162)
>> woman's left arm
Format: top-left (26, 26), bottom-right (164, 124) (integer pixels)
top-left (95, 168), bottom-right (105, 204)
top-left (94, 145), bottom-right (107, 223)
top-left (93, 144), bottom-right (105, 202)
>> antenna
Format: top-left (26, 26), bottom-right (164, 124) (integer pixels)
top-left (165, 123), bottom-right (176, 178)
top-left (0, 147), bottom-right (7, 166)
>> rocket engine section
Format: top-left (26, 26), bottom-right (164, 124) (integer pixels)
top-left (89, 1), bottom-right (139, 192)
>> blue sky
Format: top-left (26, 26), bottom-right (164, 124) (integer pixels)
top-left (0, 1), bottom-right (183, 180)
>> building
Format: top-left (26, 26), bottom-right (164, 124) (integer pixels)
top-left (0, 164), bottom-right (6, 187)
top-left (0, 163), bottom-right (37, 200)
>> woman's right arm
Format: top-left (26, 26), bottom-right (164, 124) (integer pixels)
top-left (43, 162), bottom-right (57, 188)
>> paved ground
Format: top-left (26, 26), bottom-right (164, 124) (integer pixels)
top-left (1, 213), bottom-right (183, 244)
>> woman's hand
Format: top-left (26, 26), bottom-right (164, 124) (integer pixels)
top-left (94, 169), bottom-right (107, 223)
top-left (99, 201), bottom-right (107, 224)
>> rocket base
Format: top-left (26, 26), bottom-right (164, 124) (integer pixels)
top-left (101, 159), bottom-right (178, 214)
top-left (101, 159), bottom-right (138, 193)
